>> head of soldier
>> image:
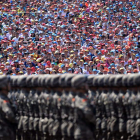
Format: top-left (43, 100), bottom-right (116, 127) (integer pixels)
top-left (0, 76), bottom-right (11, 95)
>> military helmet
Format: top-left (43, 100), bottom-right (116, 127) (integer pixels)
top-left (11, 76), bottom-right (19, 87)
top-left (59, 74), bottom-right (67, 87)
top-left (17, 75), bottom-right (27, 88)
top-left (133, 74), bottom-right (140, 86)
top-left (0, 76), bottom-right (10, 89)
top-left (65, 74), bottom-right (75, 87)
top-left (103, 75), bottom-right (110, 87)
top-left (71, 74), bottom-right (87, 88)
top-left (50, 75), bottom-right (60, 87)
top-left (109, 75), bottom-right (116, 87)
top-left (122, 74), bottom-right (129, 87)
top-left (37, 75), bottom-right (47, 87)
top-left (127, 74), bottom-right (136, 87)
top-left (92, 75), bottom-right (100, 87)
top-left (114, 74), bottom-right (123, 87)
top-left (97, 75), bottom-right (106, 87)
top-left (26, 75), bottom-right (34, 87)
top-left (45, 75), bottom-right (52, 87)
top-left (31, 75), bottom-right (39, 87)
top-left (40, 75), bottom-right (48, 87)
top-left (87, 75), bottom-right (96, 87)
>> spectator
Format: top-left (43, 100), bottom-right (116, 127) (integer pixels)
top-left (0, 0), bottom-right (140, 75)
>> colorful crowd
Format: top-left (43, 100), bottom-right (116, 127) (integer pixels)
top-left (0, 0), bottom-right (140, 75)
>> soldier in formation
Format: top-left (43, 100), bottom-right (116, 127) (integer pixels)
top-left (0, 76), bottom-right (17, 140)
top-left (5, 74), bottom-right (140, 140)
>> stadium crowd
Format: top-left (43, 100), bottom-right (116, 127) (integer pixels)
top-left (0, 0), bottom-right (140, 75)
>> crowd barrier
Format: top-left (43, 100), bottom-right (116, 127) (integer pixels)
top-left (6, 74), bottom-right (140, 140)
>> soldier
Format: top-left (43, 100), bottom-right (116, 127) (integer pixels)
top-left (60, 74), bottom-right (78, 140)
top-left (38, 75), bottom-right (49, 140)
top-left (0, 76), bottom-right (17, 140)
top-left (38, 75), bottom-right (45, 140)
top-left (127, 74), bottom-right (137, 140)
top-left (51, 75), bottom-right (62, 140)
top-left (109, 75), bottom-right (119, 140)
top-left (103, 77), bottom-right (111, 140)
top-left (93, 75), bottom-right (102, 140)
top-left (46, 75), bottom-right (55, 140)
top-left (71, 75), bottom-right (94, 140)
top-left (10, 76), bottom-right (21, 140)
top-left (17, 76), bottom-right (26, 140)
top-left (65, 74), bottom-right (75, 140)
top-left (59, 74), bottom-right (69, 140)
top-left (87, 75), bottom-right (96, 139)
top-left (115, 75), bottom-right (127, 140)
top-left (32, 75), bottom-right (41, 140)
top-left (18, 76), bottom-right (30, 140)
top-left (26, 75), bottom-right (36, 140)
top-left (41, 75), bottom-right (51, 140)
top-left (134, 74), bottom-right (140, 140)
top-left (99, 75), bottom-right (110, 140)
top-left (122, 75), bottom-right (131, 140)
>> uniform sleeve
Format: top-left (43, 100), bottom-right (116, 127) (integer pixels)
top-left (2, 99), bottom-right (17, 123)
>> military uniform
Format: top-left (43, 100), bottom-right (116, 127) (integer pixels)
top-left (41, 75), bottom-right (51, 140)
top-left (99, 75), bottom-right (110, 140)
top-left (0, 76), bottom-right (17, 140)
top-left (31, 76), bottom-right (41, 140)
top-left (45, 75), bottom-right (54, 140)
top-left (65, 74), bottom-right (75, 140)
top-left (133, 74), bottom-right (140, 140)
top-left (72, 75), bottom-right (94, 140)
top-left (87, 75), bottom-right (97, 139)
top-left (37, 75), bottom-right (45, 140)
top-left (10, 76), bottom-right (21, 140)
top-left (59, 74), bottom-right (69, 140)
top-left (109, 75), bottom-right (120, 140)
top-left (17, 76), bottom-right (30, 140)
top-left (115, 75), bottom-right (127, 140)
top-left (8, 73), bottom-right (140, 140)
top-left (51, 75), bottom-right (62, 140)
top-left (128, 75), bottom-right (137, 140)
top-left (26, 75), bottom-right (36, 140)
top-left (93, 76), bottom-right (102, 140)
top-left (122, 75), bottom-right (131, 140)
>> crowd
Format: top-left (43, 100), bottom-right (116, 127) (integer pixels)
top-left (0, 0), bottom-right (140, 75)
